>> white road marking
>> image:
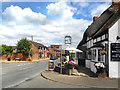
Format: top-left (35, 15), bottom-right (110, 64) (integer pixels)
top-left (19, 67), bottom-right (31, 70)
top-left (0, 73), bottom-right (6, 75)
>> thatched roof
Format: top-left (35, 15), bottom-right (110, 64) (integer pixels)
top-left (77, 4), bottom-right (120, 49)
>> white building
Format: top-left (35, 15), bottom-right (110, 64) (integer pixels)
top-left (77, 0), bottom-right (120, 78)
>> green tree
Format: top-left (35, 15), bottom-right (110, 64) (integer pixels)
top-left (0, 45), bottom-right (2, 55)
top-left (16, 38), bottom-right (31, 56)
top-left (1, 44), bottom-right (13, 55)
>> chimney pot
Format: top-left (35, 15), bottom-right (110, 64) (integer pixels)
top-left (112, 0), bottom-right (120, 11)
top-left (93, 16), bottom-right (98, 21)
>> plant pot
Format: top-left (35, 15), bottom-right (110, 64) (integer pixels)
top-left (67, 64), bottom-right (74, 69)
top-left (96, 68), bottom-right (105, 73)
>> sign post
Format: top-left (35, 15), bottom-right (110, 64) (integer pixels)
top-left (65, 35), bottom-right (72, 61)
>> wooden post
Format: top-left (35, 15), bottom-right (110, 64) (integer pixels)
top-left (69, 69), bottom-right (71, 76)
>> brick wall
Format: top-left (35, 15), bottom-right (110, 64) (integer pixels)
top-left (31, 43), bottom-right (50, 60)
top-left (48, 47), bottom-right (56, 56)
top-left (32, 44), bottom-right (39, 60)
top-left (1, 54), bottom-right (28, 61)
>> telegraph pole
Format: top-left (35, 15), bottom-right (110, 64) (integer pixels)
top-left (31, 35), bottom-right (33, 41)
top-left (31, 35), bottom-right (33, 60)
top-left (60, 45), bottom-right (62, 74)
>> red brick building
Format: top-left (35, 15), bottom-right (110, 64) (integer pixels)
top-left (48, 45), bottom-right (61, 56)
top-left (30, 41), bottom-right (50, 60)
top-left (0, 41), bottom-right (50, 61)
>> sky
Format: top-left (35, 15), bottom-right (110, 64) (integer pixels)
top-left (0, 0), bottom-right (111, 48)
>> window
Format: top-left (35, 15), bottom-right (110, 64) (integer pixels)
top-left (102, 35), bottom-right (105, 40)
top-left (94, 39), bottom-right (96, 43)
top-left (39, 46), bottom-right (41, 49)
top-left (39, 53), bottom-right (42, 58)
top-left (47, 53), bottom-right (49, 58)
top-left (97, 37), bottom-right (101, 42)
top-left (44, 48), bottom-right (46, 51)
top-left (105, 34), bottom-right (108, 38)
top-left (86, 51), bottom-right (91, 60)
top-left (98, 49), bottom-right (104, 62)
top-left (91, 49), bottom-right (96, 60)
top-left (42, 54), bottom-right (44, 57)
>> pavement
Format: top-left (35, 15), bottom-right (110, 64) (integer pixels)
top-left (41, 66), bottom-right (120, 88)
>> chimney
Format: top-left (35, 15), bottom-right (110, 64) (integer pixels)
top-left (93, 16), bottom-right (98, 21)
top-left (112, 0), bottom-right (120, 11)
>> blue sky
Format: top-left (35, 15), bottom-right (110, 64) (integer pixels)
top-left (2, 2), bottom-right (111, 21)
top-left (0, 1), bottom-right (111, 47)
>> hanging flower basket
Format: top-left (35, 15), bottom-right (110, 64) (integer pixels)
top-left (99, 50), bottom-right (107, 55)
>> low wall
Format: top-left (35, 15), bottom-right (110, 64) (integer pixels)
top-left (1, 54), bottom-right (28, 61)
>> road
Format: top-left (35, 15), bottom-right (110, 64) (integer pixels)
top-left (1, 59), bottom-right (59, 88)
top-left (0, 59), bottom-right (83, 88)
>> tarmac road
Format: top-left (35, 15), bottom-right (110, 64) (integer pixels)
top-left (1, 59), bottom-right (59, 88)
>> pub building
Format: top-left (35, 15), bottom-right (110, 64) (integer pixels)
top-left (77, 0), bottom-right (120, 78)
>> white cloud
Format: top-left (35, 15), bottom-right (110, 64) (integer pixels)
top-left (91, 3), bottom-right (110, 17)
top-left (46, 1), bottom-right (77, 20)
top-left (1, 1), bottom-right (93, 48)
top-left (79, 2), bottom-right (89, 7)
top-left (3, 5), bottom-right (46, 25)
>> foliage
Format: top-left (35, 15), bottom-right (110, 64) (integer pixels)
top-left (16, 38), bottom-right (32, 56)
top-left (1, 44), bottom-right (13, 55)
top-left (69, 53), bottom-right (75, 57)
top-left (64, 60), bottom-right (75, 65)
top-left (0, 46), bottom-right (2, 55)
top-left (99, 50), bottom-right (107, 55)
top-left (94, 62), bottom-right (105, 69)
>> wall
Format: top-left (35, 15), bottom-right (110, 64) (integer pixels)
top-left (48, 47), bottom-right (56, 56)
top-left (109, 19), bottom-right (120, 78)
top-left (86, 60), bottom-right (91, 68)
top-left (91, 61), bottom-right (97, 73)
top-left (1, 54), bottom-right (28, 61)
top-left (32, 44), bottom-right (39, 60)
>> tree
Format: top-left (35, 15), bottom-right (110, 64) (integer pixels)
top-left (1, 44), bottom-right (13, 55)
top-left (16, 38), bottom-right (31, 56)
top-left (0, 45), bottom-right (2, 55)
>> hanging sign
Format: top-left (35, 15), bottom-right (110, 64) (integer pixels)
top-left (65, 36), bottom-right (72, 44)
top-left (111, 43), bottom-right (120, 61)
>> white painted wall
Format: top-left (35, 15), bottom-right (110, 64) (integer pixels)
top-left (91, 61), bottom-right (97, 73)
top-left (109, 19), bottom-right (120, 78)
top-left (86, 60), bottom-right (91, 68)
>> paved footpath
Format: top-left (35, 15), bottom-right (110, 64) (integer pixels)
top-left (41, 71), bottom-right (119, 88)
top-left (13, 70), bottom-right (120, 88)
